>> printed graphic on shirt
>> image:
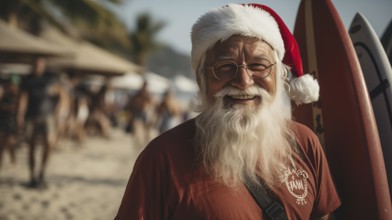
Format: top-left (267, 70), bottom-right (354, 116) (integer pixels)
top-left (280, 167), bottom-right (309, 205)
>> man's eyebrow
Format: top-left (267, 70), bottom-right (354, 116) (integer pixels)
top-left (251, 57), bottom-right (274, 63)
top-left (216, 55), bottom-right (235, 60)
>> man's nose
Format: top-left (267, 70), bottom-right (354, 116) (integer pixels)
top-left (230, 66), bottom-right (254, 89)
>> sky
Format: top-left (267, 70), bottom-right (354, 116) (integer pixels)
top-left (112, 0), bottom-right (392, 55)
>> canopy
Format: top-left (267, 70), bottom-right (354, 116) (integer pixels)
top-left (40, 27), bottom-right (142, 76)
top-left (110, 71), bottom-right (170, 94)
top-left (173, 75), bottom-right (198, 93)
top-left (0, 20), bottom-right (69, 63)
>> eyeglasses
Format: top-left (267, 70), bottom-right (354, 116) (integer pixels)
top-left (205, 59), bottom-right (276, 81)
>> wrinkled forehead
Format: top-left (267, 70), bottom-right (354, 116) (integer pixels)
top-left (205, 35), bottom-right (275, 63)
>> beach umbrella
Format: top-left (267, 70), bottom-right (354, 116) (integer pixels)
top-left (111, 71), bottom-right (170, 94)
top-left (173, 75), bottom-right (198, 93)
top-left (40, 27), bottom-right (142, 76)
top-left (0, 20), bottom-right (69, 63)
top-left (0, 63), bottom-right (31, 75)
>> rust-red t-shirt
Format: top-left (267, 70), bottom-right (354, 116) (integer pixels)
top-left (115, 119), bottom-right (341, 220)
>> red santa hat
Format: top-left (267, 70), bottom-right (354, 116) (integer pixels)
top-left (191, 3), bottom-right (319, 104)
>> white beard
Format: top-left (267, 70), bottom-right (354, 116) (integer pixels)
top-left (195, 81), bottom-right (295, 187)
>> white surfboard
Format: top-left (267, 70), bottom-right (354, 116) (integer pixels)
top-left (349, 12), bottom-right (392, 200)
top-left (381, 19), bottom-right (392, 66)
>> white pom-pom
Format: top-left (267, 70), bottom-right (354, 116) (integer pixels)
top-left (289, 74), bottom-right (319, 105)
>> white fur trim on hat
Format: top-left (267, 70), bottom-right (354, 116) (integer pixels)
top-left (289, 74), bottom-right (320, 105)
top-left (191, 4), bottom-right (285, 71)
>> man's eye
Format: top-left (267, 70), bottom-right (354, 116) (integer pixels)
top-left (249, 64), bottom-right (267, 71)
top-left (217, 64), bottom-right (236, 72)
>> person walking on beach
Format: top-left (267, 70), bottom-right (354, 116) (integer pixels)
top-left (125, 80), bottom-right (154, 147)
top-left (0, 77), bottom-right (20, 173)
top-left (17, 57), bottom-right (60, 188)
top-left (115, 3), bottom-right (340, 219)
top-left (155, 88), bottom-right (182, 133)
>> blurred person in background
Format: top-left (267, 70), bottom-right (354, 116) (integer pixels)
top-left (103, 83), bottom-right (118, 127)
top-left (125, 80), bottom-right (154, 147)
top-left (17, 57), bottom-right (60, 188)
top-left (74, 94), bottom-right (89, 144)
top-left (60, 74), bottom-right (89, 145)
top-left (115, 4), bottom-right (340, 219)
top-left (86, 83), bottom-right (112, 139)
top-left (155, 88), bottom-right (183, 133)
top-left (53, 74), bottom-right (73, 148)
top-left (0, 76), bottom-right (20, 174)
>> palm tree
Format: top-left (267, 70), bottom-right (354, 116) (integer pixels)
top-left (0, 1), bottom-right (168, 69)
top-left (128, 12), bottom-right (166, 66)
top-left (0, 0), bottom-right (128, 45)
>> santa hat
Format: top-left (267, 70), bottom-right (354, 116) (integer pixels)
top-left (191, 3), bottom-right (319, 105)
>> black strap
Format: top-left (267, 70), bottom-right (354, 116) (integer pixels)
top-left (244, 175), bottom-right (288, 220)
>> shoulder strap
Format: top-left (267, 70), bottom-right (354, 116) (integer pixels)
top-left (244, 175), bottom-right (288, 220)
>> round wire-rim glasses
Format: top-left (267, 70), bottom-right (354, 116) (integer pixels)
top-left (205, 59), bottom-right (276, 81)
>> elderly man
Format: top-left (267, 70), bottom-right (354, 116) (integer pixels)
top-left (115, 3), bottom-right (340, 220)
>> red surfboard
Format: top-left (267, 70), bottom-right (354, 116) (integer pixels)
top-left (293, 0), bottom-right (392, 219)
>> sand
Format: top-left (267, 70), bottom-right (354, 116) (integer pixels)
top-left (0, 129), bottom-right (142, 220)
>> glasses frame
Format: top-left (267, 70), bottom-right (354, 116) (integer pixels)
top-left (205, 59), bottom-right (276, 81)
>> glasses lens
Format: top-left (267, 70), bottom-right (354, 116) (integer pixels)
top-left (249, 60), bottom-right (273, 78)
top-left (210, 59), bottom-right (274, 80)
top-left (212, 60), bottom-right (237, 80)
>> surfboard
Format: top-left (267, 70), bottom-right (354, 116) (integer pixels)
top-left (292, 1), bottom-right (392, 219)
top-left (349, 12), bottom-right (392, 202)
top-left (381, 19), bottom-right (392, 66)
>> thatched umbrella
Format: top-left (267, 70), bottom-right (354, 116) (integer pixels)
top-left (40, 27), bottom-right (142, 76)
top-left (0, 20), bottom-right (70, 64)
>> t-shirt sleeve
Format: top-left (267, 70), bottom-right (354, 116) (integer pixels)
top-left (303, 127), bottom-right (341, 218)
top-left (115, 145), bottom-right (167, 220)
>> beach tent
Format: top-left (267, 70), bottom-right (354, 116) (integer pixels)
top-left (40, 27), bottom-right (142, 76)
top-left (110, 71), bottom-right (170, 94)
top-left (173, 75), bottom-right (198, 93)
top-left (0, 20), bottom-right (69, 63)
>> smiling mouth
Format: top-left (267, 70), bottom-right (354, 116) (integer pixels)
top-left (227, 94), bottom-right (257, 100)
top-left (224, 95), bottom-right (261, 103)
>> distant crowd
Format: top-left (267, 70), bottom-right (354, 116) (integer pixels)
top-left (0, 57), bottom-right (194, 189)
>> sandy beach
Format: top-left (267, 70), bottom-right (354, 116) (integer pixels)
top-left (0, 128), bottom-right (142, 220)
